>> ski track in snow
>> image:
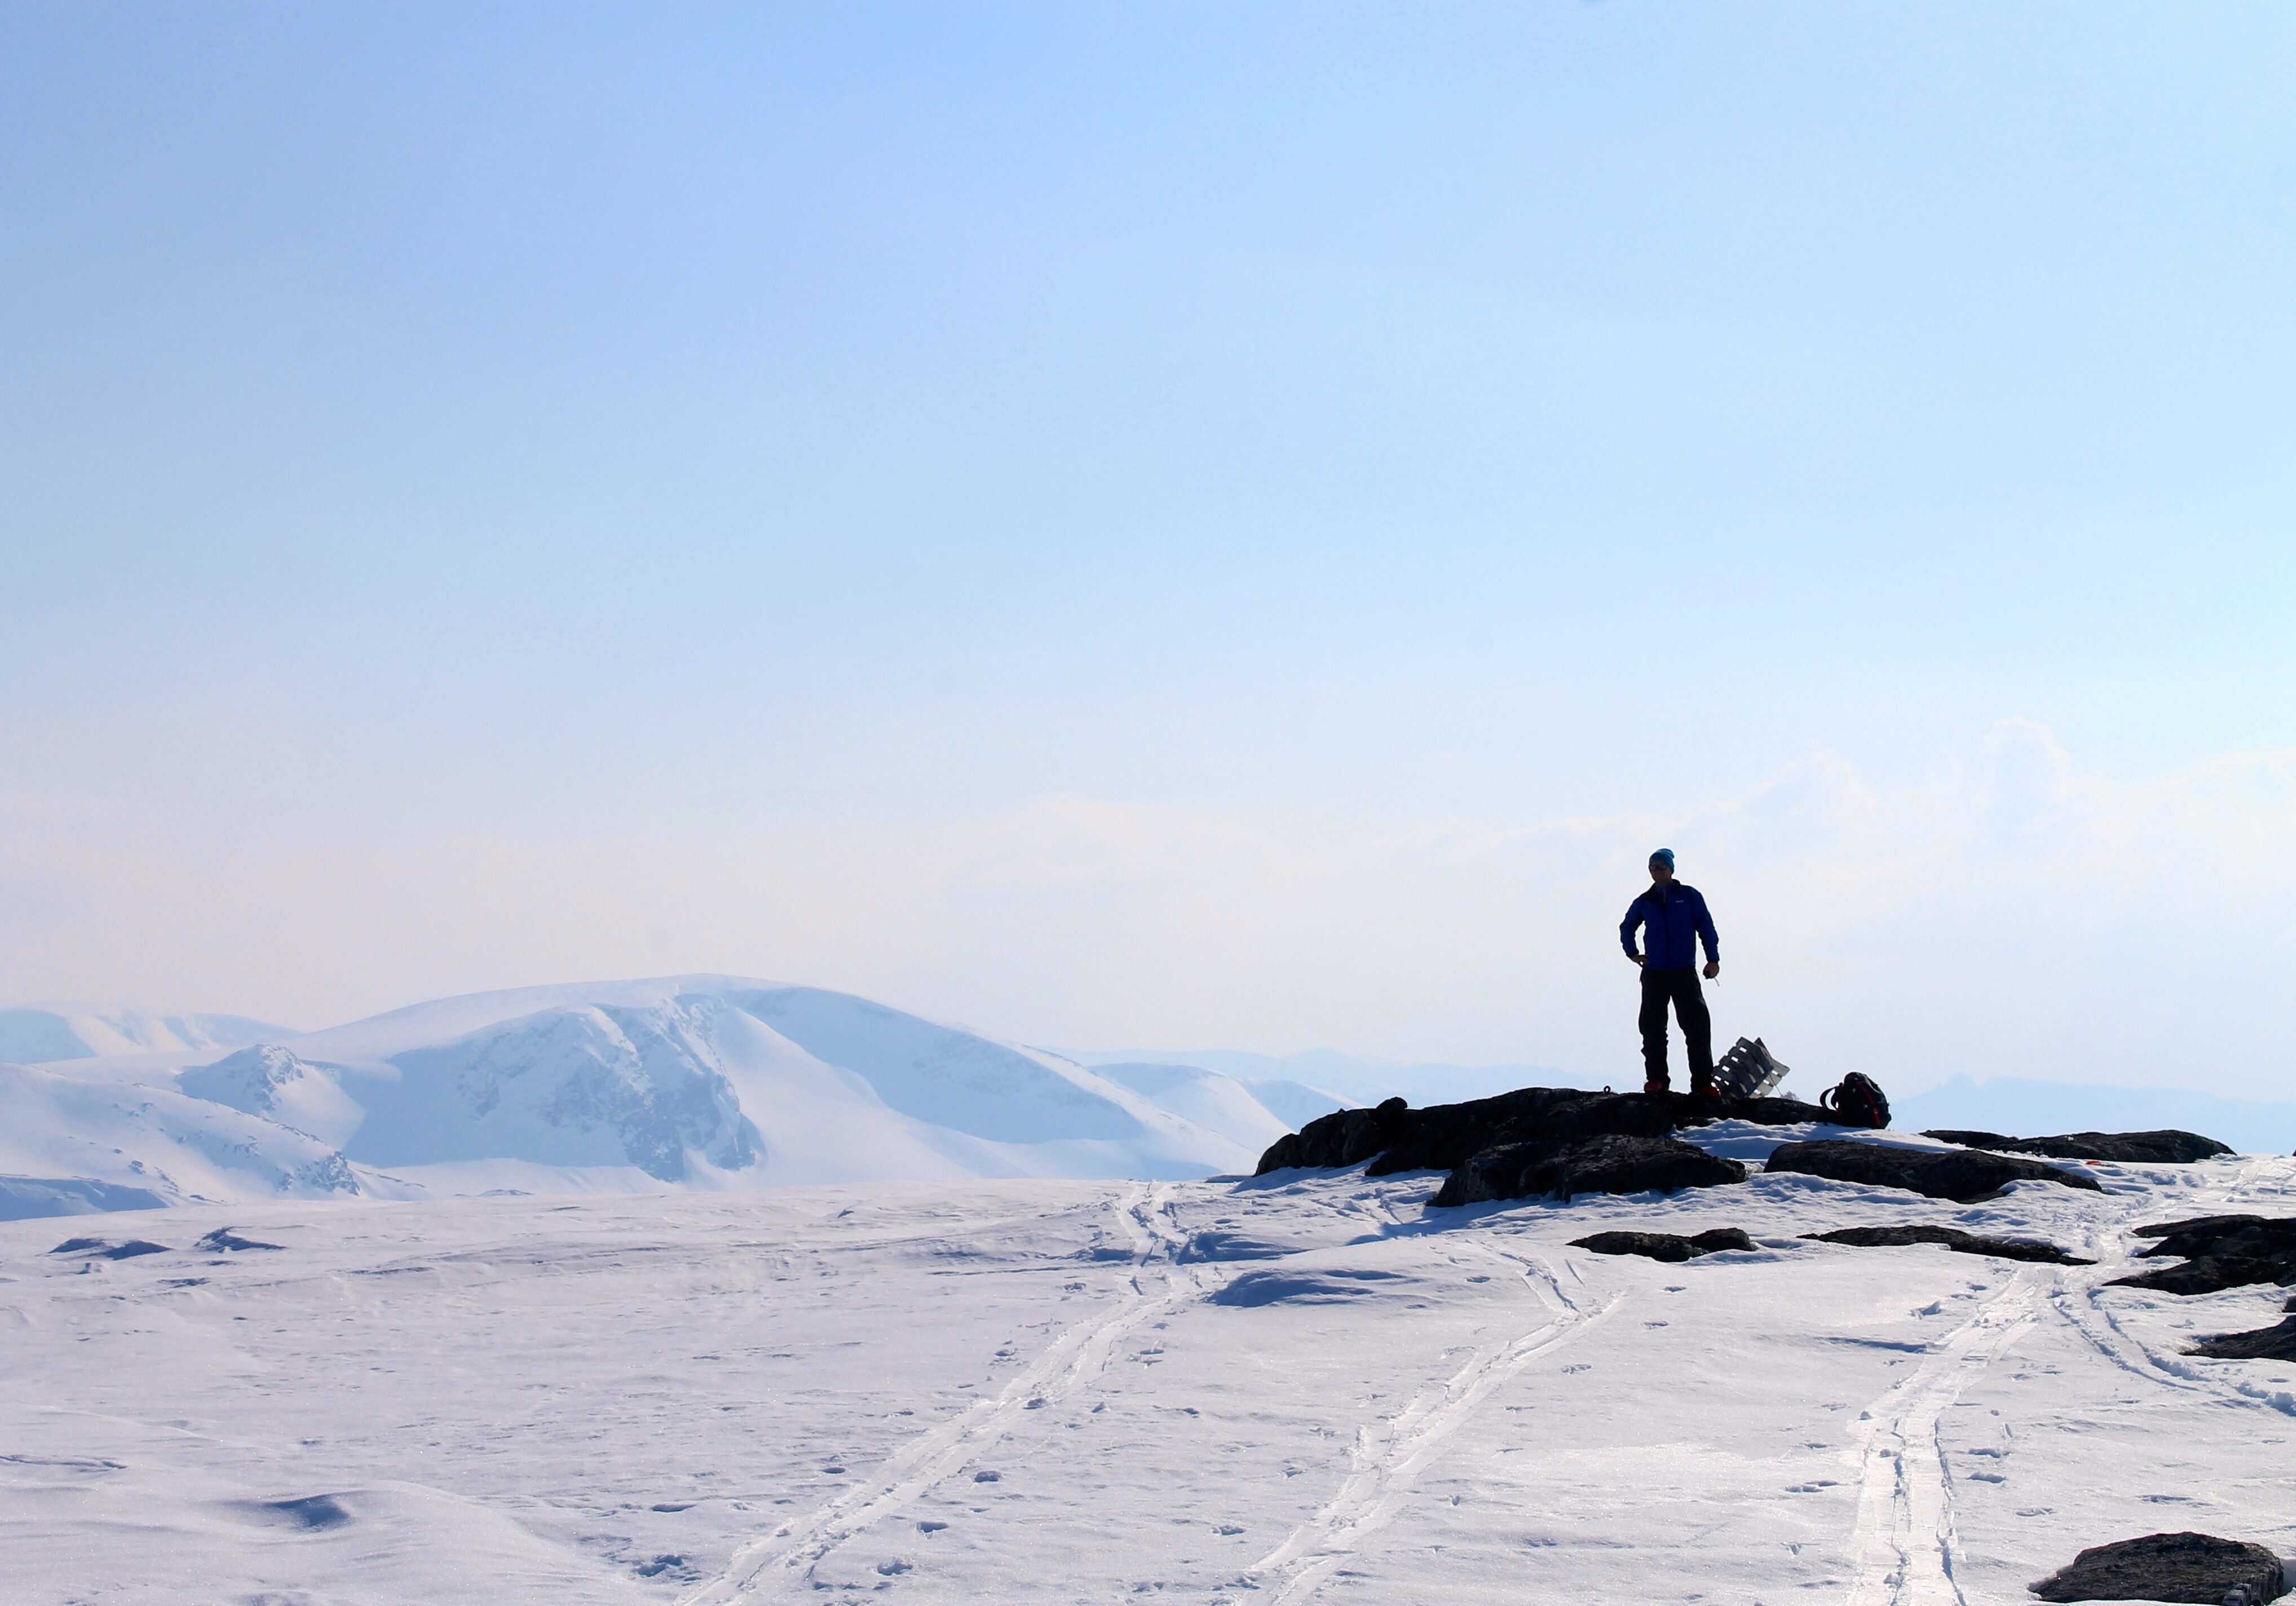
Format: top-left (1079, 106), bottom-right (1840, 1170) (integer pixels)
top-left (12, 1153), bottom-right (2296, 1604)
top-left (1247, 1239), bottom-right (1626, 1604)
top-left (1841, 1154), bottom-right (2296, 1606)
top-left (679, 1181), bottom-right (1220, 1604)
top-left (2046, 1155), bottom-right (2296, 1420)
top-left (1840, 1268), bottom-right (2046, 1606)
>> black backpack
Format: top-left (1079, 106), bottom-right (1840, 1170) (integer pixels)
top-left (1820, 1073), bottom-right (1891, 1130)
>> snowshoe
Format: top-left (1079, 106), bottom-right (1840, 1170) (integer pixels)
top-left (1714, 1036), bottom-right (1789, 1101)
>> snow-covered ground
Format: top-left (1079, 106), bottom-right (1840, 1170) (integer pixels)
top-left (5, 1131), bottom-right (2291, 1605)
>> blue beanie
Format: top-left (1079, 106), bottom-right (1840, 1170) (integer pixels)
top-left (1649, 848), bottom-right (1676, 870)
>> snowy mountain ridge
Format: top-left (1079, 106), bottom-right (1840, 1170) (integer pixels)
top-left (0, 1003), bottom-right (297, 1065)
top-left (0, 977), bottom-right (1349, 1220)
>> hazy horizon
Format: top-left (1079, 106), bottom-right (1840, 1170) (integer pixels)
top-left (6, 7), bottom-right (2291, 1101)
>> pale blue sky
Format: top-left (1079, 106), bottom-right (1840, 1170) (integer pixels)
top-left (4, 5), bottom-right (2293, 1089)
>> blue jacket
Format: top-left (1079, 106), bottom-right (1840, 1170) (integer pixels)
top-left (1620, 882), bottom-right (1719, 970)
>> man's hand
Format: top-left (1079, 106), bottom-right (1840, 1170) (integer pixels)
top-left (1630, 954), bottom-right (1645, 967)
top-left (1703, 961), bottom-right (1720, 980)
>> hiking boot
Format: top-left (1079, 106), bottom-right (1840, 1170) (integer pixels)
top-left (1642, 1078), bottom-right (1670, 1096)
top-left (1690, 1082), bottom-right (1724, 1101)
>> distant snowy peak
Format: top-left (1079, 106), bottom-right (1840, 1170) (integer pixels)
top-left (0, 1004), bottom-right (297, 1065)
top-left (1, 977), bottom-right (1285, 1215)
top-left (329, 985), bottom-right (1166, 1179)
top-left (348, 996), bottom-right (763, 1183)
top-left (178, 1045), bottom-right (365, 1148)
top-left (729, 987), bottom-right (1145, 1144)
top-left (0, 1062), bottom-right (367, 1210)
top-left (1089, 1062), bottom-right (1307, 1153)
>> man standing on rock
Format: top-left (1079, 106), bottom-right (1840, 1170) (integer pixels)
top-left (1619, 848), bottom-right (1721, 1097)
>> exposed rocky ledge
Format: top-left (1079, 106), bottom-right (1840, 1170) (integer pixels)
top-left (1802, 1224), bottom-right (2093, 1264)
top-left (1763, 1139), bottom-right (2103, 1203)
top-left (1433, 1133), bottom-right (1746, 1207)
top-left (1571, 1228), bottom-right (1755, 1262)
top-left (2028, 1531), bottom-right (2286, 1603)
top-left (1256, 1087), bottom-right (1834, 1179)
top-left (49, 1237), bottom-right (170, 1261)
top-left (2188, 1317), bottom-right (2296, 1363)
top-left (1924, 1128), bottom-right (2232, 1164)
top-left (1248, 1087), bottom-right (2231, 1211)
top-left (2110, 1215), bottom-right (2296, 1297)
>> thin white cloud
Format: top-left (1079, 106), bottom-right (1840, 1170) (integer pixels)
top-left (3, 723), bottom-right (2291, 1100)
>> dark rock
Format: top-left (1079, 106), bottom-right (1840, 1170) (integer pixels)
top-left (1256, 1082), bottom-right (1834, 1221)
top-left (2112, 1256), bottom-right (2296, 1298)
top-left (1802, 1224), bottom-right (2093, 1265)
top-left (2019, 1130), bottom-right (2230, 1163)
top-left (195, 1227), bottom-right (284, 1253)
top-left (1924, 1129), bottom-right (2232, 1164)
top-left (1924, 1128), bottom-right (2020, 1150)
top-left (1426, 1137), bottom-right (1560, 1205)
top-left (2134, 1214), bottom-right (2268, 1243)
top-left (1258, 1086), bottom-right (1834, 1179)
top-left (2134, 1216), bottom-right (2296, 1260)
top-left (1544, 1133), bottom-right (1748, 1202)
top-left (48, 1238), bottom-right (170, 1260)
top-left (1433, 1133), bottom-right (1746, 1207)
top-left (2110, 1216), bottom-right (2296, 1299)
top-left (1366, 1088), bottom-right (1671, 1176)
top-left (1571, 1228), bottom-right (1755, 1262)
top-left (1255, 1097), bottom-right (1412, 1172)
top-left (1764, 1139), bottom-right (2103, 1203)
top-left (2028, 1531), bottom-right (2286, 1603)
top-left (2189, 1317), bottom-right (2296, 1363)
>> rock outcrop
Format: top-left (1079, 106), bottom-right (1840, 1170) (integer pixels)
top-left (196, 1226), bottom-right (283, 1253)
top-left (1433, 1133), bottom-right (1747, 1207)
top-left (49, 1237), bottom-right (170, 1260)
top-left (1802, 1224), bottom-right (2093, 1265)
top-left (2028, 1531), bottom-right (2286, 1604)
top-left (2188, 1317), bottom-right (2296, 1363)
top-left (1255, 1085), bottom-right (1828, 1207)
top-left (1571, 1228), bottom-right (1755, 1262)
top-left (2110, 1216), bottom-right (2296, 1298)
top-left (1763, 1139), bottom-right (2103, 1203)
top-left (1255, 1087), bottom-right (1833, 1180)
top-left (1923, 1128), bottom-right (2232, 1164)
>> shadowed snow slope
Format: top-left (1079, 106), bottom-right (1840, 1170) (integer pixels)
top-left (0, 978), bottom-right (1274, 1214)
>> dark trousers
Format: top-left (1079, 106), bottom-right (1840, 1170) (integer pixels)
top-left (1640, 967), bottom-right (1713, 1089)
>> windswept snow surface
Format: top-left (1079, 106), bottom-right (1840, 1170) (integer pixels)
top-left (0, 979), bottom-right (1271, 1212)
top-left (6, 1144), bottom-right (2294, 1604)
